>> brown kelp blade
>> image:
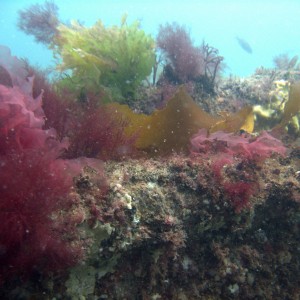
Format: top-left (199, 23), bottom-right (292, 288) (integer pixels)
top-left (279, 82), bottom-right (300, 127)
top-left (107, 87), bottom-right (254, 156)
top-left (210, 106), bottom-right (254, 134)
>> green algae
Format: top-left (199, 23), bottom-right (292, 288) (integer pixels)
top-left (53, 15), bottom-right (155, 101)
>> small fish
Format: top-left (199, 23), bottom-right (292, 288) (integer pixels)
top-left (236, 37), bottom-right (253, 54)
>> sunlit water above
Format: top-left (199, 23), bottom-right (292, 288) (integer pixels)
top-left (1, 0), bottom-right (300, 77)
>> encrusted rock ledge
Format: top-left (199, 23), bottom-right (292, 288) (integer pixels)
top-left (3, 152), bottom-right (300, 300)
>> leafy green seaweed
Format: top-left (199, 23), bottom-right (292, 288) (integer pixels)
top-left (53, 15), bottom-right (155, 101)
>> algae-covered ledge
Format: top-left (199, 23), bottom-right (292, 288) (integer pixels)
top-left (57, 152), bottom-right (300, 299)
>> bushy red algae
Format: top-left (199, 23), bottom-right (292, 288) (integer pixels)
top-left (0, 46), bottom-right (106, 283)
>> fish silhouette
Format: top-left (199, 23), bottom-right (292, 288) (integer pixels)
top-left (236, 37), bottom-right (253, 54)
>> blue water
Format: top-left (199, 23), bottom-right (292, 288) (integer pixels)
top-left (1, 0), bottom-right (300, 77)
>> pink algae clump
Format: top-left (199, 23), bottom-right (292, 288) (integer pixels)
top-left (0, 46), bottom-right (96, 282)
top-left (190, 129), bottom-right (286, 161)
top-left (190, 129), bottom-right (287, 212)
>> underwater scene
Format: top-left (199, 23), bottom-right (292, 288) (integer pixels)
top-left (1, 0), bottom-right (300, 299)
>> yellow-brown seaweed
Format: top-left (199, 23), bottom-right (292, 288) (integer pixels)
top-left (210, 106), bottom-right (254, 134)
top-left (280, 82), bottom-right (300, 127)
top-left (107, 87), bottom-right (254, 156)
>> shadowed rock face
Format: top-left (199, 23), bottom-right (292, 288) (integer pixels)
top-left (236, 36), bottom-right (253, 54)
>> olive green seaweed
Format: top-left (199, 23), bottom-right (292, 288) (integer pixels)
top-left (53, 15), bottom-right (156, 101)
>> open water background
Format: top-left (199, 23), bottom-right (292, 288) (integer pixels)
top-left (1, 0), bottom-right (300, 77)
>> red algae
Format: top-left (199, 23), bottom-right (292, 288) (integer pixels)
top-left (191, 128), bottom-right (287, 211)
top-left (0, 46), bottom-right (104, 283)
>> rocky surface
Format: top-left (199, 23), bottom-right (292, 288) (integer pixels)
top-left (3, 149), bottom-right (299, 300)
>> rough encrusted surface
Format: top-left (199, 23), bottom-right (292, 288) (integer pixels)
top-left (2, 150), bottom-right (300, 300)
